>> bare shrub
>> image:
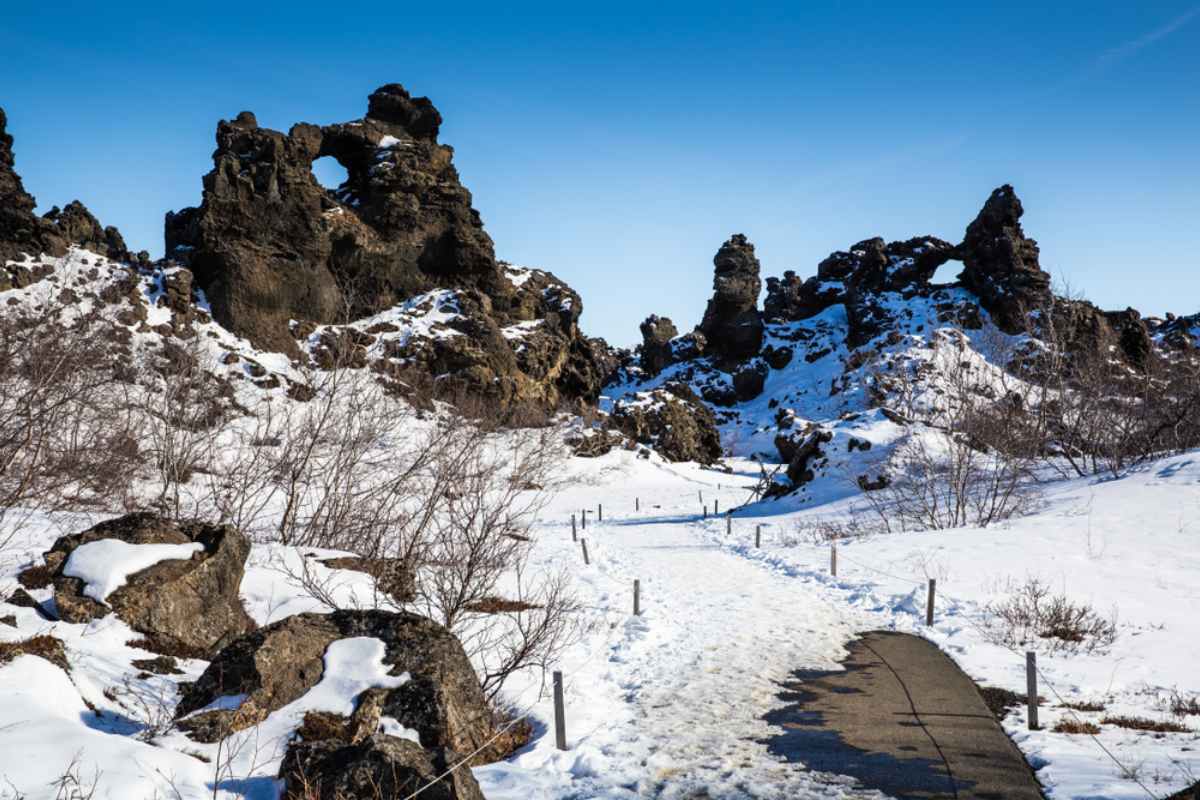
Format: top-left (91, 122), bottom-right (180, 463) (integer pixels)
top-left (786, 514), bottom-right (879, 545)
top-left (983, 577), bottom-right (1118, 654)
top-left (1015, 284), bottom-right (1200, 479)
top-left (863, 332), bottom-right (1038, 532)
top-left (228, 356), bottom-right (582, 701)
top-left (0, 300), bottom-right (139, 555)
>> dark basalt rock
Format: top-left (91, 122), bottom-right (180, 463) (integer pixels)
top-left (177, 609), bottom-right (497, 763)
top-left (957, 185), bottom-right (1052, 332)
top-left (41, 201), bottom-right (129, 263)
top-left (0, 108), bottom-right (67, 266)
top-left (639, 314), bottom-right (678, 376)
top-left (165, 86), bottom-right (607, 412)
top-left (732, 360), bottom-right (768, 401)
top-left (1, 109), bottom-right (130, 269)
top-left (45, 513), bottom-right (255, 657)
top-left (280, 734), bottom-right (484, 800)
top-left (765, 236), bottom-right (956, 346)
top-left (776, 427), bottom-right (833, 485)
top-left (609, 382), bottom-right (724, 464)
top-left (698, 234), bottom-right (764, 361)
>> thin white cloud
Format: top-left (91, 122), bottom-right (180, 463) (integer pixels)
top-left (1094, 4), bottom-right (1200, 69)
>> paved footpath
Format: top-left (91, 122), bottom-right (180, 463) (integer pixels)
top-left (764, 630), bottom-right (1046, 800)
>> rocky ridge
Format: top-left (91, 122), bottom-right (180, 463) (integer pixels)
top-left (1, 87), bottom-right (611, 419)
top-left (609, 184), bottom-right (1198, 493)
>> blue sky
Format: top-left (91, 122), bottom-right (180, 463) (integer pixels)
top-left (2, 1), bottom-right (1198, 346)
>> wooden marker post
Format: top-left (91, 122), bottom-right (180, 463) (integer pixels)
top-left (553, 671), bottom-right (567, 750)
top-left (633, 579), bottom-right (641, 616)
top-left (581, 509), bottom-right (586, 530)
top-left (581, 539), bottom-right (590, 565)
top-left (1026, 652), bottom-right (1039, 730)
top-left (714, 499), bottom-right (719, 515)
top-left (755, 525), bottom-right (761, 548)
top-left (726, 515), bottom-right (731, 535)
top-left (571, 514), bottom-right (577, 542)
top-left (636, 497), bottom-right (639, 512)
top-left (598, 504), bottom-right (603, 522)
top-left (926, 579), bottom-right (936, 626)
top-left (831, 543), bottom-right (838, 577)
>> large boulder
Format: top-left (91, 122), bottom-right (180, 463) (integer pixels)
top-left (775, 427), bottom-right (833, 486)
top-left (280, 733), bottom-right (484, 800)
top-left (957, 185), bottom-right (1052, 332)
top-left (697, 234), bottom-right (764, 361)
top-left (176, 610), bottom-right (496, 762)
top-left (609, 383), bottom-right (724, 464)
top-left (40, 513), bottom-right (254, 657)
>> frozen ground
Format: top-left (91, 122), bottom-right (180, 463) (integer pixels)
top-left (1, 447), bottom-right (1197, 799)
top-left (475, 450), bottom-right (1200, 800)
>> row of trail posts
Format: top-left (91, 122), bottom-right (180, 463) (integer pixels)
top-left (412, 489), bottom-right (1159, 800)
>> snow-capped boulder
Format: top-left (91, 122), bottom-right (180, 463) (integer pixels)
top-left (609, 383), bottom-right (724, 464)
top-left (176, 610), bottom-right (497, 762)
top-left (280, 732), bottom-right (485, 800)
top-left (39, 513), bottom-right (254, 657)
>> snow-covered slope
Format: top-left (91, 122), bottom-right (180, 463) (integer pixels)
top-left (3, 447), bottom-right (1197, 798)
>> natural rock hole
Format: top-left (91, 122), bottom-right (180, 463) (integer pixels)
top-left (311, 155), bottom-right (349, 193)
top-left (930, 260), bottom-right (962, 285)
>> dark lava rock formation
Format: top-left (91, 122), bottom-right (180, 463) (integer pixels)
top-left (698, 234), bottom-right (764, 362)
top-left (639, 314), bottom-right (678, 376)
top-left (177, 609), bottom-right (497, 761)
top-left (609, 383), bottom-right (724, 464)
top-left (36, 513), bottom-right (255, 658)
top-left (280, 732), bottom-right (485, 800)
top-left (165, 84), bottom-right (608, 412)
top-left (957, 184), bottom-right (1052, 332)
top-left (1, 108), bottom-right (130, 270)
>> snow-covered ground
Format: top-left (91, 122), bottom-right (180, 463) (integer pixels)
top-left (1, 250), bottom-right (1196, 798)
top-left (2, 447), bottom-right (1198, 799)
top-left (475, 450), bottom-right (1200, 800)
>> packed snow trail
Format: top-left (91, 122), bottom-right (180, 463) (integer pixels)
top-left (478, 458), bottom-right (890, 799)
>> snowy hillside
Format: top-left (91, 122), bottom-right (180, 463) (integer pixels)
top-left (3, 445), bottom-right (1198, 798)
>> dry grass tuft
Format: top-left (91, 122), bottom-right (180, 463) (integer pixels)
top-left (1052, 719), bottom-right (1101, 735)
top-left (0, 634), bottom-right (69, 672)
top-left (1058, 700), bottom-right (1106, 713)
top-left (1100, 715), bottom-right (1189, 733)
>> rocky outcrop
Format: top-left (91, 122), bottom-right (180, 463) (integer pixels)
top-left (764, 236), bottom-right (956, 346)
top-left (1, 109), bottom-right (130, 268)
top-left (42, 513), bottom-right (254, 657)
top-left (41, 201), bottom-right (130, 263)
top-left (639, 314), bottom-right (678, 375)
top-left (775, 427), bottom-right (833, 485)
top-left (0, 108), bottom-right (67, 266)
top-left (609, 383), bottom-right (723, 464)
top-left (958, 185), bottom-right (1052, 332)
top-left (177, 610), bottom-right (496, 761)
top-left (165, 85), bottom-right (607, 412)
top-left (698, 234), bottom-right (764, 361)
top-left (280, 733), bottom-right (485, 800)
